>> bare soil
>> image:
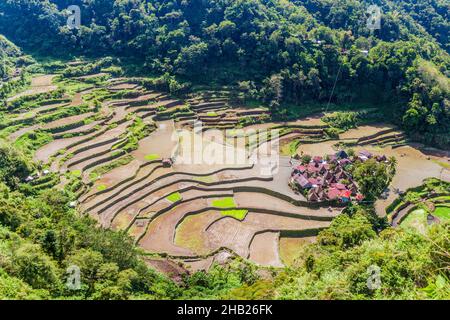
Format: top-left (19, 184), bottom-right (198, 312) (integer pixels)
top-left (249, 231), bottom-right (283, 267)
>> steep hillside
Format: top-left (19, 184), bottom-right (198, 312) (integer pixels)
top-left (0, 0), bottom-right (448, 147)
top-left (0, 35), bottom-right (23, 80)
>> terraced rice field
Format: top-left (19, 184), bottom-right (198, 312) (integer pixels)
top-left (434, 206), bottom-right (450, 220)
top-left (400, 208), bottom-right (429, 233)
top-left (279, 236), bottom-right (315, 266)
top-left (8, 69), bottom-right (449, 273)
top-left (7, 74), bottom-right (58, 101)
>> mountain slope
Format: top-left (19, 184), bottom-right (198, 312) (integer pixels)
top-left (0, 35), bottom-right (23, 80)
top-left (0, 1), bottom-right (448, 145)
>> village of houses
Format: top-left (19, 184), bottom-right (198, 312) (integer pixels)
top-left (289, 150), bottom-right (388, 203)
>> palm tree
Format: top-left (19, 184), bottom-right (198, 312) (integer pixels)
top-left (387, 156), bottom-right (397, 182)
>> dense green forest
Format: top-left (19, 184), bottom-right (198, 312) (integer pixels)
top-left (0, 0), bottom-right (449, 300)
top-left (0, 0), bottom-right (449, 147)
top-left (0, 36), bottom-right (22, 80)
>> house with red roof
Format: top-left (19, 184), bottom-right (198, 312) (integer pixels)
top-left (294, 165), bottom-right (306, 174)
top-left (307, 190), bottom-right (320, 202)
top-left (340, 190), bottom-right (352, 202)
top-left (295, 175), bottom-right (312, 189)
top-left (289, 151), bottom-right (388, 204)
top-left (313, 156), bottom-right (323, 163)
top-left (307, 163), bottom-right (320, 173)
top-left (327, 188), bottom-right (341, 200)
top-left (319, 163), bottom-right (330, 174)
top-left (358, 150), bottom-right (373, 161)
top-left (308, 177), bottom-right (320, 186)
top-left (359, 150), bottom-right (372, 158)
top-left (333, 183), bottom-right (347, 190)
top-left (335, 150), bottom-right (349, 159)
top-left (328, 154), bottom-right (338, 162)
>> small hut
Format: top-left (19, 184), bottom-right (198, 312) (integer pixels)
top-left (162, 158), bottom-right (173, 168)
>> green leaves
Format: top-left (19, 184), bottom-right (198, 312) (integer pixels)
top-left (353, 158), bottom-right (396, 201)
top-left (318, 213), bottom-right (376, 250)
top-left (0, 140), bottom-right (33, 189)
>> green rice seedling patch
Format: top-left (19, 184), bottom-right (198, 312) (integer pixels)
top-left (221, 209), bottom-right (248, 220)
top-left (212, 197), bottom-right (236, 208)
top-left (145, 154), bottom-right (160, 161)
top-left (433, 206), bottom-right (450, 220)
top-left (97, 184), bottom-right (107, 191)
top-left (166, 192), bottom-right (182, 203)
